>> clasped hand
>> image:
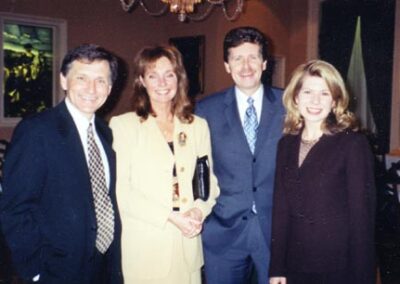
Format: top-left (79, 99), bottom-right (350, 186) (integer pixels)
top-left (168, 208), bottom-right (203, 238)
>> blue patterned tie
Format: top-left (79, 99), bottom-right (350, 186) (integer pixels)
top-left (244, 97), bottom-right (258, 154)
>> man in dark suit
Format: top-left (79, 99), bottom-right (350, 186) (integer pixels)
top-left (196, 27), bottom-right (285, 284)
top-left (0, 44), bottom-right (123, 284)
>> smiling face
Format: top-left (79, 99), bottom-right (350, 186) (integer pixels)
top-left (140, 56), bottom-right (178, 109)
top-left (224, 42), bottom-right (267, 96)
top-left (296, 75), bottom-right (335, 128)
top-left (60, 60), bottom-right (112, 119)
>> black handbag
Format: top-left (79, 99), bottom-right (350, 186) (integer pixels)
top-left (192, 155), bottom-right (210, 201)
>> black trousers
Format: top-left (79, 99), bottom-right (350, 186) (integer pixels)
top-left (89, 248), bottom-right (108, 284)
top-left (24, 248), bottom-right (108, 284)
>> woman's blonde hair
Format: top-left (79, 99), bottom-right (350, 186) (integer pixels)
top-left (131, 45), bottom-right (193, 123)
top-left (283, 59), bottom-right (358, 134)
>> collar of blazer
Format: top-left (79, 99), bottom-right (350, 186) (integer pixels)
top-left (144, 114), bottom-right (190, 157)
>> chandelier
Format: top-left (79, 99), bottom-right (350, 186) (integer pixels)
top-left (120, 0), bottom-right (244, 22)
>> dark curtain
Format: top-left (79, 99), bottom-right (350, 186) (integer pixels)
top-left (361, 0), bottom-right (395, 153)
top-left (319, 0), bottom-right (395, 153)
top-left (319, 0), bottom-right (358, 78)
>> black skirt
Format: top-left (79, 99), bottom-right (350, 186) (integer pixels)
top-left (286, 269), bottom-right (351, 284)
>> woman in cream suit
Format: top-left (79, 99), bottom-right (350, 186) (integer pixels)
top-left (110, 45), bottom-right (219, 284)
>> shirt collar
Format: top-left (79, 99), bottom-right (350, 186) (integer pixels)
top-left (235, 85), bottom-right (263, 106)
top-left (65, 98), bottom-right (95, 132)
top-left (235, 85), bottom-right (263, 124)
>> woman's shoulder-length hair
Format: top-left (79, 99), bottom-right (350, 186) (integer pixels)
top-left (282, 59), bottom-right (358, 135)
top-left (131, 45), bottom-right (194, 124)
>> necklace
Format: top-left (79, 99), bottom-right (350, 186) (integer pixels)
top-left (156, 117), bottom-right (174, 141)
top-left (301, 137), bottom-right (320, 145)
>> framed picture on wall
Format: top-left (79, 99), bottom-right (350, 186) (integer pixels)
top-left (271, 55), bottom-right (286, 89)
top-left (169, 35), bottom-right (205, 98)
top-left (0, 13), bottom-right (67, 127)
top-left (262, 55), bottom-right (286, 89)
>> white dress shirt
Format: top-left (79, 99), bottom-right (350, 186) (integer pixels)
top-left (65, 98), bottom-right (111, 188)
top-left (235, 85), bottom-right (263, 126)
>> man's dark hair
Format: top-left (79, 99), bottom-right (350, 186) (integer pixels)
top-left (60, 44), bottom-right (118, 84)
top-left (223, 26), bottom-right (268, 63)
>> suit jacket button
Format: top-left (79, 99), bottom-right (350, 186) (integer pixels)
top-left (253, 187), bottom-right (257, 192)
top-left (242, 216), bottom-right (248, 221)
top-left (91, 224), bottom-right (97, 231)
top-left (253, 158), bottom-right (256, 163)
top-left (180, 167), bottom-right (185, 172)
top-left (181, 197), bottom-right (188, 203)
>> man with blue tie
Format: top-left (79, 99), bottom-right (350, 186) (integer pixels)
top-left (196, 26), bottom-right (285, 284)
top-left (0, 44), bottom-right (122, 284)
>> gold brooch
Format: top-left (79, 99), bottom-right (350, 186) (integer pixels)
top-left (178, 132), bottom-right (187, 146)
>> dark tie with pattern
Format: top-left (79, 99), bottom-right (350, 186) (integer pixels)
top-left (87, 123), bottom-right (114, 253)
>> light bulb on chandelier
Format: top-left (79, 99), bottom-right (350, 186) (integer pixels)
top-left (120, 0), bottom-right (244, 22)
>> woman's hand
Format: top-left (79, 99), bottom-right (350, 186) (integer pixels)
top-left (168, 211), bottom-right (202, 238)
top-left (183, 208), bottom-right (203, 236)
top-left (269, 277), bottom-right (287, 284)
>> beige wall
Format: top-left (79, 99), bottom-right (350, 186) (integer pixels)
top-left (0, 0), bottom-right (309, 140)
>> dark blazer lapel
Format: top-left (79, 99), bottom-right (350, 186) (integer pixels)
top-left (254, 86), bottom-right (280, 156)
top-left (95, 117), bottom-right (116, 189)
top-left (289, 134), bottom-right (301, 171)
top-left (55, 101), bottom-right (76, 139)
top-left (223, 87), bottom-right (252, 154)
top-left (95, 117), bottom-right (113, 161)
top-left (299, 134), bottom-right (332, 172)
top-left (55, 101), bottom-right (88, 167)
top-left (55, 101), bottom-right (93, 199)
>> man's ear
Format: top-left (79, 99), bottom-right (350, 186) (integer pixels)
top-left (60, 73), bottom-right (67, 91)
top-left (262, 60), bottom-right (267, 71)
top-left (224, 62), bottom-right (231, 74)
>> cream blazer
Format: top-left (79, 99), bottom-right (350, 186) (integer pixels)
top-left (110, 112), bottom-right (219, 281)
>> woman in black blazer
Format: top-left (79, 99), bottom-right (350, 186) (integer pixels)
top-left (269, 60), bottom-right (376, 284)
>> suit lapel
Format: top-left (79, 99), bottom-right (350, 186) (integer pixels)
top-left (146, 116), bottom-right (175, 162)
top-left (223, 87), bottom-right (253, 155)
top-left (55, 101), bottom-right (93, 193)
top-left (173, 118), bottom-right (193, 177)
top-left (55, 101), bottom-right (88, 168)
top-left (299, 134), bottom-right (332, 172)
top-left (254, 86), bottom-right (279, 156)
top-left (95, 117), bottom-right (116, 189)
top-left (95, 118), bottom-right (114, 166)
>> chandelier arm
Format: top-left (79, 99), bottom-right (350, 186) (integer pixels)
top-left (206, 0), bottom-right (225, 4)
top-left (185, 4), bottom-right (215, 22)
top-left (221, 0), bottom-right (244, 21)
top-left (139, 1), bottom-right (169, 16)
top-left (187, 0), bottom-right (243, 22)
top-left (120, 0), bottom-right (244, 22)
top-left (120, 0), bottom-right (139, 12)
